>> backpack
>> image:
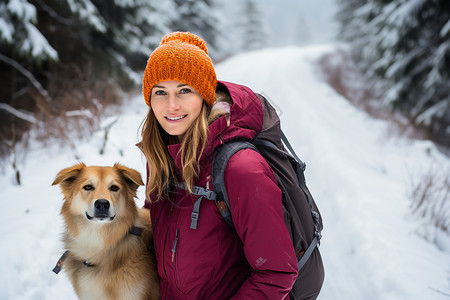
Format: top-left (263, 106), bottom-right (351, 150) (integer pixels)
top-left (175, 93), bottom-right (323, 298)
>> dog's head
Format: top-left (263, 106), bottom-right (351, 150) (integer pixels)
top-left (52, 163), bottom-right (144, 224)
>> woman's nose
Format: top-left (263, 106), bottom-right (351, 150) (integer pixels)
top-left (167, 94), bottom-right (180, 110)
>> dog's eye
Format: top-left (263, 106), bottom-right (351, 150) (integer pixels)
top-left (110, 185), bottom-right (120, 192)
top-left (83, 184), bottom-right (94, 191)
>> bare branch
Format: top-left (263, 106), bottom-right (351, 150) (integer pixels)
top-left (0, 53), bottom-right (52, 103)
top-left (34, 0), bottom-right (74, 26)
top-left (0, 103), bottom-right (40, 124)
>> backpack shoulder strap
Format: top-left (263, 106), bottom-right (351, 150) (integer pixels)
top-left (249, 132), bottom-right (322, 272)
top-left (211, 140), bottom-right (257, 228)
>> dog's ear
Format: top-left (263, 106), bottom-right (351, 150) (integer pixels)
top-left (52, 163), bottom-right (86, 187)
top-left (114, 163), bottom-right (144, 191)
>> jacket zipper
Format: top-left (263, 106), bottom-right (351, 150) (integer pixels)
top-left (172, 228), bottom-right (183, 292)
top-left (171, 228), bottom-right (179, 263)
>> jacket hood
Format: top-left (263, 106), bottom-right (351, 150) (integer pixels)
top-left (206, 81), bottom-right (263, 154)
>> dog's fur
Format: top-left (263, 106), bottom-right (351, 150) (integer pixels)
top-left (52, 163), bottom-right (160, 300)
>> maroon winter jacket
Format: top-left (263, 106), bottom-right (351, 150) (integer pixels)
top-left (144, 81), bottom-right (298, 299)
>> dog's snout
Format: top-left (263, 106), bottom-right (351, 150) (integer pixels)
top-left (95, 199), bottom-right (110, 212)
top-left (86, 199), bottom-right (115, 221)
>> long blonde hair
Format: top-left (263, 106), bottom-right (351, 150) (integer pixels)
top-left (140, 102), bottom-right (210, 201)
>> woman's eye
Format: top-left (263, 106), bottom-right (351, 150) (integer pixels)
top-left (110, 185), bottom-right (120, 192)
top-left (180, 88), bottom-right (192, 94)
top-left (154, 90), bottom-right (166, 96)
top-left (83, 184), bottom-right (94, 191)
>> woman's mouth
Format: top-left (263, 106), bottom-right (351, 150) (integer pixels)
top-left (165, 115), bottom-right (187, 121)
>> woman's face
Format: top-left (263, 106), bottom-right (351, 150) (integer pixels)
top-left (150, 80), bottom-right (204, 140)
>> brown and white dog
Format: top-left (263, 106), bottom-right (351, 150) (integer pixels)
top-left (52, 163), bottom-right (160, 300)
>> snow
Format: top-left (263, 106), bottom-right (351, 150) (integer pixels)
top-left (441, 19), bottom-right (450, 37)
top-left (23, 23), bottom-right (58, 60)
top-left (0, 17), bottom-right (13, 42)
top-left (1, 45), bottom-right (449, 300)
top-left (66, 0), bottom-right (106, 33)
top-left (65, 109), bottom-right (95, 119)
top-left (7, 0), bottom-right (36, 21)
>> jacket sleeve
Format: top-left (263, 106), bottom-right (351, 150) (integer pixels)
top-left (225, 149), bottom-right (298, 300)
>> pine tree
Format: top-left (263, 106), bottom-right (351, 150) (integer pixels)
top-left (295, 12), bottom-right (310, 46)
top-left (0, 0), bottom-right (58, 164)
top-left (238, 0), bottom-right (269, 51)
top-left (336, 0), bottom-right (450, 148)
top-left (0, 0), bottom-right (58, 61)
top-left (169, 0), bottom-right (225, 58)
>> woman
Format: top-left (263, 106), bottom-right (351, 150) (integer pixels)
top-left (140, 32), bottom-right (299, 299)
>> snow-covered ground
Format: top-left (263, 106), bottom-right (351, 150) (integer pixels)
top-left (1, 45), bottom-right (449, 300)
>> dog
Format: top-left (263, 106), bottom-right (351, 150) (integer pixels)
top-left (52, 163), bottom-right (160, 300)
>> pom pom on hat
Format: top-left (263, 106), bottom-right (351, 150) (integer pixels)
top-left (143, 32), bottom-right (217, 107)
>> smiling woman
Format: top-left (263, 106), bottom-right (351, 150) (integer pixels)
top-left (150, 80), bottom-right (204, 140)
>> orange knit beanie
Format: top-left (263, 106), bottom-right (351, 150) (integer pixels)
top-left (143, 32), bottom-right (217, 107)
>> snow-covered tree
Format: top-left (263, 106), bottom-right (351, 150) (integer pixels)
top-left (0, 0), bottom-right (58, 61)
top-left (335, 0), bottom-right (368, 53)
top-left (169, 0), bottom-right (226, 58)
top-left (0, 0), bottom-right (174, 172)
top-left (43, 0), bottom-right (174, 86)
top-left (294, 12), bottom-right (310, 45)
top-left (0, 0), bottom-right (57, 165)
top-left (337, 0), bottom-right (450, 148)
top-left (237, 0), bottom-right (270, 52)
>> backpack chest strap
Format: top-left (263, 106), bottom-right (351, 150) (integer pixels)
top-left (174, 182), bottom-right (216, 200)
top-left (174, 182), bottom-right (217, 229)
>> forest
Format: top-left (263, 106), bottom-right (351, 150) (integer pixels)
top-left (337, 0), bottom-right (450, 149)
top-left (0, 0), bottom-right (268, 170)
top-left (1, 0), bottom-right (449, 170)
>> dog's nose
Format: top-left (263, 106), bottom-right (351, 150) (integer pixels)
top-left (95, 199), bottom-right (110, 213)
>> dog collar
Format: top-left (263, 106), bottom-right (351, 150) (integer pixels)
top-left (52, 251), bottom-right (69, 274)
top-left (83, 260), bottom-right (96, 268)
top-left (129, 226), bottom-right (143, 236)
